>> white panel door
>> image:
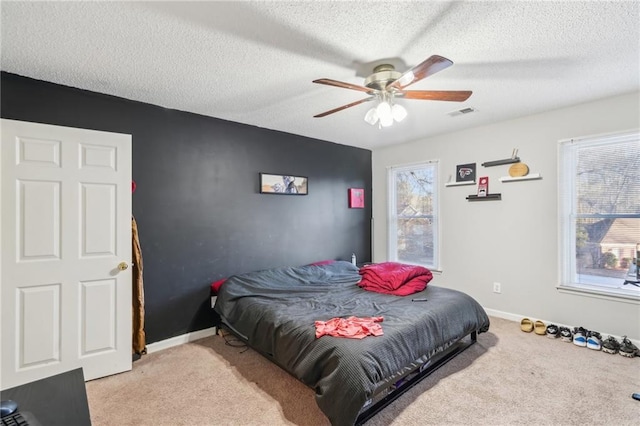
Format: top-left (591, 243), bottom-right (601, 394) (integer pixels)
top-left (1, 119), bottom-right (132, 389)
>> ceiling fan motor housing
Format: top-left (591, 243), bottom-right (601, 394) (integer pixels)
top-left (364, 64), bottom-right (401, 91)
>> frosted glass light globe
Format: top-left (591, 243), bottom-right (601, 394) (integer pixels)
top-left (392, 104), bottom-right (407, 122)
top-left (380, 114), bottom-right (394, 127)
top-left (376, 101), bottom-right (391, 119)
top-left (364, 108), bottom-right (378, 125)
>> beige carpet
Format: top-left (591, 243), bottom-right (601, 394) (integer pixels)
top-left (86, 317), bottom-right (640, 425)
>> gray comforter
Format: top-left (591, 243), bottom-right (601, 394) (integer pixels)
top-left (214, 261), bottom-right (490, 425)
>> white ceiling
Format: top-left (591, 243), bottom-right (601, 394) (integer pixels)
top-left (1, 1), bottom-right (639, 149)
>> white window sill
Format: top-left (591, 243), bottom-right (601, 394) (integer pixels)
top-left (556, 283), bottom-right (640, 304)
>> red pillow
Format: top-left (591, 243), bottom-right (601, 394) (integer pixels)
top-left (210, 278), bottom-right (227, 294)
top-left (309, 259), bottom-right (335, 266)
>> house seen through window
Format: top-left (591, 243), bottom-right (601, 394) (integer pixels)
top-left (388, 161), bottom-right (439, 270)
top-left (559, 130), bottom-right (640, 299)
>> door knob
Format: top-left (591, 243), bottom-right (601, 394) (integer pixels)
top-left (118, 262), bottom-right (129, 271)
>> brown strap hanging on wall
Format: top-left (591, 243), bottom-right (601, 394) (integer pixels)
top-left (132, 215), bottom-right (147, 355)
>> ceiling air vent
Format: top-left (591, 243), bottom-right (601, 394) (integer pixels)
top-left (447, 107), bottom-right (477, 117)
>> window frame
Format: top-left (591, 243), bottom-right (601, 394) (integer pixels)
top-left (387, 160), bottom-right (440, 270)
top-left (557, 129), bottom-right (640, 302)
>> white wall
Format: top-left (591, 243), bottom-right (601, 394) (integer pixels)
top-left (372, 92), bottom-right (640, 340)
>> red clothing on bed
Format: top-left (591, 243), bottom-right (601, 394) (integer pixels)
top-left (358, 262), bottom-right (432, 296)
top-left (315, 316), bottom-right (384, 339)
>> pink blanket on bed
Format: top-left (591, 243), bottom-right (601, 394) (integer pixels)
top-left (358, 262), bottom-right (433, 296)
top-left (315, 316), bottom-right (384, 339)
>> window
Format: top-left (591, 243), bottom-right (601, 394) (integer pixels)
top-left (559, 130), bottom-right (640, 300)
top-left (388, 161), bottom-right (439, 269)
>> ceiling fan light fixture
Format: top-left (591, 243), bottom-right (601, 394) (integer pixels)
top-left (375, 100), bottom-right (394, 127)
top-left (376, 101), bottom-right (391, 118)
top-left (365, 99), bottom-right (404, 127)
top-left (364, 107), bottom-right (379, 125)
top-left (379, 113), bottom-right (394, 127)
top-left (392, 104), bottom-right (407, 122)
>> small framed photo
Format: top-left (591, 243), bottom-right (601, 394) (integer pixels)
top-left (260, 173), bottom-right (308, 195)
top-left (456, 163), bottom-right (476, 182)
top-left (348, 188), bottom-right (365, 208)
top-left (477, 176), bottom-right (489, 197)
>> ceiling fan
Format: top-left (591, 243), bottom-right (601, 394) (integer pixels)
top-left (312, 55), bottom-right (472, 127)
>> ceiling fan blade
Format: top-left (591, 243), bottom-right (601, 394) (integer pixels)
top-left (387, 55), bottom-right (454, 90)
top-left (313, 78), bottom-right (373, 93)
top-left (401, 90), bottom-right (472, 102)
top-left (313, 97), bottom-right (373, 118)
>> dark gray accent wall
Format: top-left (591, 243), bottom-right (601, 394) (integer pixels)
top-left (1, 72), bottom-right (372, 343)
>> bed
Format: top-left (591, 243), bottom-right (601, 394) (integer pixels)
top-left (212, 260), bottom-right (490, 425)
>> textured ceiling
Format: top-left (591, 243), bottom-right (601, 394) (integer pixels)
top-left (1, 1), bottom-right (639, 149)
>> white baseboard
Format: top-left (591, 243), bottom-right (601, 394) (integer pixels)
top-left (482, 308), bottom-right (524, 323)
top-left (146, 326), bottom-right (217, 354)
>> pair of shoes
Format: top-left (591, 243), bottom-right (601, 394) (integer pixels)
top-left (586, 331), bottom-right (602, 350)
top-left (534, 320), bottom-right (546, 335)
top-left (520, 318), bottom-right (547, 335)
top-left (521, 318), bottom-right (534, 332)
top-left (602, 336), bottom-right (621, 354)
top-left (546, 324), bottom-right (559, 339)
top-left (559, 326), bottom-right (573, 342)
top-left (620, 336), bottom-right (639, 358)
top-left (572, 327), bottom-right (589, 347)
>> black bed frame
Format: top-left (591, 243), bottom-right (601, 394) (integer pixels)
top-left (355, 330), bottom-right (477, 425)
top-left (217, 317), bottom-right (478, 426)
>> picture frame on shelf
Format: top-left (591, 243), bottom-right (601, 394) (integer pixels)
top-left (477, 176), bottom-right (489, 197)
top-left (456, 163), bottom-right (476, 183)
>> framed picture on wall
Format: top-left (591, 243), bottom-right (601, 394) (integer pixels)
top-left (260, 173), bottom-right (308, 195)
top-left (477, 176), bottom-right (489, 196)
top-left (456, 163), bottom-right (476, 182)
top-left (348, 188), bottom-right (365, 208)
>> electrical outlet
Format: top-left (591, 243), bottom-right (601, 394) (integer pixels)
top-left (493, 282), bottom-right (501, 293)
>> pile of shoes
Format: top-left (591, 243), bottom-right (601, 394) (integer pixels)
top-left (520, 318), bottom-right (638, 358)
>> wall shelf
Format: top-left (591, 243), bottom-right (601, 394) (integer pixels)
top-left (499, 173), bottom-right (542, 182)
top-left (445, 181), bottom-right (476, 187)
top-left (481, 157), bottom-right (520, 167)
top-left (466, 194), bottom-right (501, 201)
